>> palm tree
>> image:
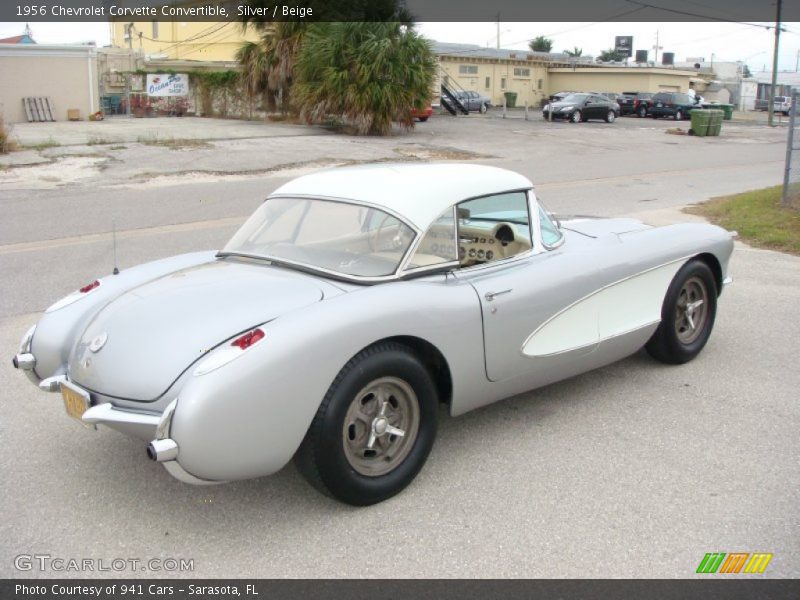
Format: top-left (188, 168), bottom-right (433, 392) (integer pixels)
top-left (236, 22), bottom-right (308, 112)
top-left (598, 48), bottom-right (626, 62)
top-left (292, 22), bottom-right (436, 135)
top-left (564, 47), bottom-right (583, 57)
top-left (529, 36), bottom-right (553, 53)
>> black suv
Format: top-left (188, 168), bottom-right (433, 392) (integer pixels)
top-left (648, 92), bottom-right (699, 120)
top-left (617, 92), bottom-right (653, 117)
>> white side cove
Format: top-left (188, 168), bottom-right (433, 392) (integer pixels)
top-left (522, 260), bottom-right (685, 357)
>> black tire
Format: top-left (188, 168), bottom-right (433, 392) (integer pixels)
top-left (480, 103), bottom-right (488, 114)
top-left (294, 341), bottom-right (438, 505)
top-left (571, 110), bottom-right (582, 123)
top-left (418, 116), bottom-right (429, 122)
top-left (637, 106), bottom-right (647, 118)
top-left (605, 110), bottom-right (616, 123)
top-left (645, 260), bottom-right (718, 365)
top-left (675, 110), bottom-right (684, 121)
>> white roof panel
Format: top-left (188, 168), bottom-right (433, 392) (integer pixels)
top-left (270, 163), bottom-right (533, 231)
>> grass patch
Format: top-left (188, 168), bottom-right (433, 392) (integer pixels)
top-left (1, 116), bottom-right (19, 153)
top-left (685, 186), bottom-right (800, 255)
top-left (110, 145), bottom-right (127, 150)
top-left (25, 138), bottom-right (60, 151)
top-left (137, 136), bottom-right (211, 150)
top-left (87, 136), bottom-right (111, 146)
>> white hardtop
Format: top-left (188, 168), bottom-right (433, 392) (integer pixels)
top-left (270, 163), bottom-right (534, 231)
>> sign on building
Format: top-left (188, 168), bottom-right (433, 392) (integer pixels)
top-left (146, 73), bottom-right (190, 97)
top-left (614, 36), bottom-right (633, 58)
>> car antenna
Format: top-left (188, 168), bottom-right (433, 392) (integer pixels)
top-left (112, 220), bottom-right (119, 275)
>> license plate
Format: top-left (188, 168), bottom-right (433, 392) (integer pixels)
top-left (657, 102), bottom-right (663, 107)
top-left (62, 381), bottom-right (90, 422)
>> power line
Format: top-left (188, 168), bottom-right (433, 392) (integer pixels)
top-left (624, 0), bottom-right (787, 31)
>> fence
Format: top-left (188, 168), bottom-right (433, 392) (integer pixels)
top-left (783, 90), bottom-right (800, 207)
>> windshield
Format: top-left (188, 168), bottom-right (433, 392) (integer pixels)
top-left (221, 197), bottom-right (416, 278)
top-left (560, 94), bottom-right (589, 104)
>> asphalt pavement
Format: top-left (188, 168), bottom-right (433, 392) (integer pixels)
top-left (0, 113), bottom-right (797, 578)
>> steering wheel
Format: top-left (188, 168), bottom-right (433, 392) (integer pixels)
top-left (369, 214), bottom-right (405, 252)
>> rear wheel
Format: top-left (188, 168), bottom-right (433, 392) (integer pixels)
top-left (637, 106), bottom-right (647, 118)
top-left (480, 103), bottom-right (488, 114)
top-left (294, 342), bottom-right (438, 505)
top-left (646, 260), bottom-right (717, 364)
top-left (418, 116), bottom-right (429, 122)
top-left (675, 109), bottom-right (684, 121)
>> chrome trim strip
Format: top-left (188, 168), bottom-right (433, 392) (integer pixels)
top-left (162, 461), bottom-right (223, 486)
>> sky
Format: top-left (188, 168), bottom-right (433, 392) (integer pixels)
top-left (1, 21), bottom-right (799, 73)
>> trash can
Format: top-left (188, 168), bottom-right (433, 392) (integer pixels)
top-left (707, 109), bottom-right (724, 136)
top-left (690, 109), bottom-right (711, 137)
top-left (720, 104), bottom-right (734, 120)
top-left (504, 92), bottom-right (517, 108)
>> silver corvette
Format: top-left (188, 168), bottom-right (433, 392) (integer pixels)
top-left (12, 164), bottom-right (734, 505)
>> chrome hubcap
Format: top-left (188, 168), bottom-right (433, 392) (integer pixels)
top-left (674, 276), bottom-right (708, 344)
top-left (343, 376), bottom-right (420, 477)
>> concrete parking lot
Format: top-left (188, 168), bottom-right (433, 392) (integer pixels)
top-left (0, 113), bottom-right (797, 578)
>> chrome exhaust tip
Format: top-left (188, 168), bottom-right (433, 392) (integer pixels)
top-left (147, 438), bottom-right (178, 463)
top-left (12, 353), bottom-right (35, 371)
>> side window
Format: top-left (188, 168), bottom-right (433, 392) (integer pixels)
top-left (457, 192), bottom-right (532, 267)
top-left (406, 208), bottom-right (456, 270)
top-left (537, 204), bottom-right (563, 248)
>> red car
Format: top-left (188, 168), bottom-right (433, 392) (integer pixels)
top-left (411, 105), bottom-right (433, 122)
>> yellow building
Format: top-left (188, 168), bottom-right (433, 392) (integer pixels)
top-left (110, 21), bottom-right (260, 61)
top-left (548, 66), bottom-right (697, 95)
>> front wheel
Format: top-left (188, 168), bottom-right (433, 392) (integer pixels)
top-left (645, 260), bottom-right (718, 364)
top-left (571, 110), bottom-right (582, 123)
top-left (294, 342), bottom-right (438, 505)
top-left (418, 116), bottom-right (429, 122)
top-left (605, 110), bottom-right (616, 123)
top-left (637, 106), bottom-right (647, 118)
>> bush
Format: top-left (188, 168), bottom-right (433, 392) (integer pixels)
top-left (0, 115), bottom-right (18, 153)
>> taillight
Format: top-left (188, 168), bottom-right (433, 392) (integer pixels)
top-left (79, 280), bottom-right (100, 293)
top-left (231, 328), bottom-right (265, 350)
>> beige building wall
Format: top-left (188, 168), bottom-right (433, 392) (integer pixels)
top-left (0, 44), bottom-right (99, 123)
top-left (547, 67), bottom-right (695, 95)
top-left (111, 21), bottom-right (260, 61)
top-left (439, 56), bottom-right (550, 107)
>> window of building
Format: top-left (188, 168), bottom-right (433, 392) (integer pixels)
top-left (513, 68), bottom-right (530, 77)
top-left (537, 79), bottom-right (543, 90)
top-left (459, 65), bottom-right (479, 75)
top-left (151, 21), bottom-right (158, 39)
top-left (485, 76), bottom-right (490, 89)
top-left (501, 78), bottom-right (507, 89)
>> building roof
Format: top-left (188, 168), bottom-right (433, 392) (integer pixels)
top-left (432, 41), bottom-right (592, 65)
top-left (0, 34), bottom-right (36, 44)
top-left (270, 163), bottom-right (534, 231)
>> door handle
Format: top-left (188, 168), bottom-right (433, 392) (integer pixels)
top-left (485, 289), bottom-right (512, 302)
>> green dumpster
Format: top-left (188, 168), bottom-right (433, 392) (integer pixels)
top-left (707, 109), bottom-right (724, 136)
top-left (719, 104), bottom-right (734, 120)
top-left (690, 109), bottom-right (712, 137)
top-left (504, 91), bottom-right (517, 108)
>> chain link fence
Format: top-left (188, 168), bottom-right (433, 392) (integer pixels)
top-left (783, 90), bottom-right (800, 207)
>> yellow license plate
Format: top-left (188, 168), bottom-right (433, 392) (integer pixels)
top-left (62, 383), bottom-right (90, 421)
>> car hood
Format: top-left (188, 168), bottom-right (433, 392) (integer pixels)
top-left (559, 216), bottom-right (651, 238)
top-left (68, 259), bottom-right (328, 401)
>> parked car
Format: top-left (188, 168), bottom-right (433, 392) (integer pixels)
top-left (648, 92), bottom-right (700, 120)
top-left (453, 90), bottom-right (491, 113)
top-left (617, 92), bottom-right (654, 117)
top-left (595, 91), bottom-right (620, 103)
top-left (773, 96), bottom-right (791, 115)
top-left (13, 164), bottom-right (734, 505)
top-left (549, 91), bottom-right (576, 102)
top-left (543, 93), bottom-right (620, 123)
top-left (411, 105), bottom-right (433, 122)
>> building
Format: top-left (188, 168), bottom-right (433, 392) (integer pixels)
top-left (0, 43), bottom-right (99, 123)
top-left (436, 42), bottom-right (695, 107)
top-left (110, 21), bottom-right (260, 61)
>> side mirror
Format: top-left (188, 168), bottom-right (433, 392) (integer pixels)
top-left (457, 207), bottom-right (471, 220)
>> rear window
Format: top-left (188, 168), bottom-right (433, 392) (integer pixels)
top-left (774, 96), bottom-right (786, 102)
top-left (653, 93), bottom-right (670, 102)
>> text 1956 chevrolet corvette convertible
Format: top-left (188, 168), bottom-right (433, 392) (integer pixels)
top-left (12, 164), bottom-right (734, 505)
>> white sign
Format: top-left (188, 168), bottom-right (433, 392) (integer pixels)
top-left (146, 73), bottom-right (190, 97)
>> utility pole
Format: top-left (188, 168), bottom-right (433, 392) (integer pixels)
top-left (496, 13), bottom-right (500, 49)
top-left (653, 30), bottom-right (662, 65)
top-left (768, 0), bottom-right (782, 127)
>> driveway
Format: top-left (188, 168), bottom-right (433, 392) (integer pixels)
top-left (0, 114), bottom-right (797, 578)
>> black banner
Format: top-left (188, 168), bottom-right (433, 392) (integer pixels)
top-left (2, 579), bottom-right (800, 600)
top-left (1, 0), bottom-right (798, 22)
